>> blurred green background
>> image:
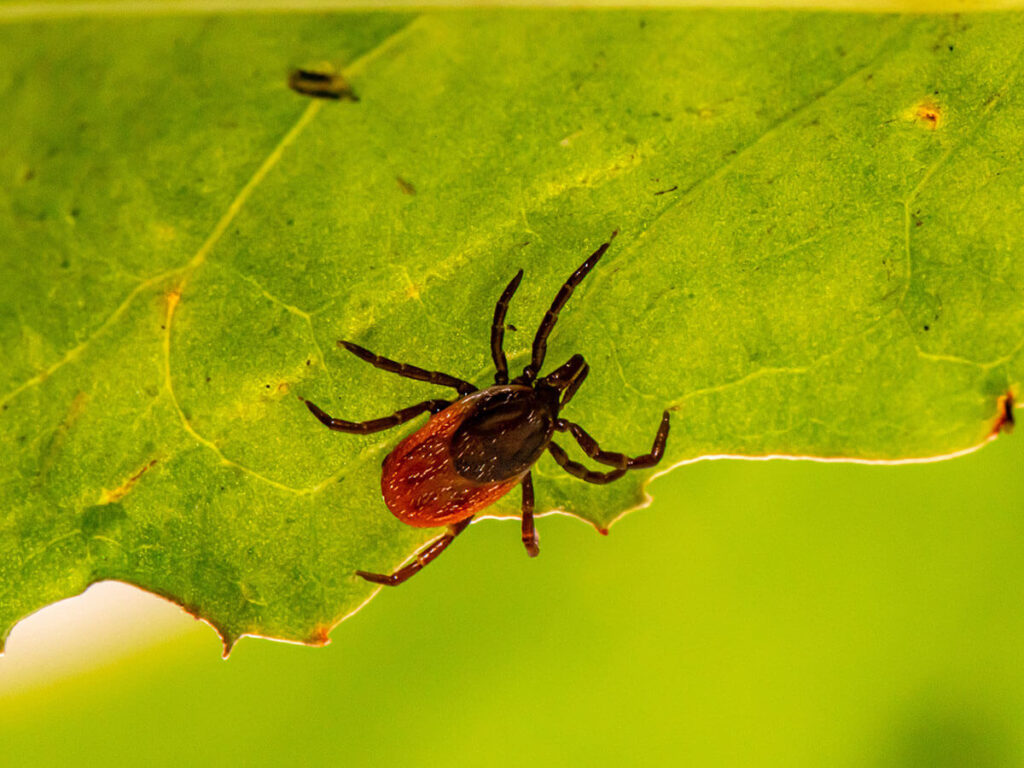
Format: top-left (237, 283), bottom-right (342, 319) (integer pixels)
top-left (1, 431), bottom-right (1021, 766)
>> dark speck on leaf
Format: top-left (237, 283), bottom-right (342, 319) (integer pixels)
top-left (923, 325), bottom-right (930, 331)
top-left (654, 185), bottom-right (679, 196)
top-left (396, 176), bottom-right (416, 195)
top-left (205, 376), bottom-right (211, 383)
top-left (289, 68), bottom-right (359, 101)
top-left (506, 323), bottom-right (517, 332)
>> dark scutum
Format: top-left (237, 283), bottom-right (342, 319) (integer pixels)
top-left (450, 387), bottom-right (554, 484)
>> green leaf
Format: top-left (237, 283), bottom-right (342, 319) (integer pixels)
top-left (1, 9), bottom-right (1021, 652)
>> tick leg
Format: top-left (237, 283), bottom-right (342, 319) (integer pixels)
top-left (521, 231), bottom-right (617, 382)
top-left (559, 362), bottom-right (588, 408)
top-left (340, 340), bottom-right (476, 395)
top-left (521, 472), bottom-right (539, 557)
top-left (555, 411), bottom-right (671, 469)
top-left (491, 270), bottom-right (524, 385)
top-left (548, 441), bottom-right (627, 484)
top-left (303, 397), bottom-right (450, 434)
top-left (356, 517), bottom-right (473, 586)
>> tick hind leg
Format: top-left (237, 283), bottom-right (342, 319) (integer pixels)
top-left (356, 517), bottom-right (473, 586)
top-left (340, 340), bottom-right (476, 395)
top-left (303, 397), bottom-right (450, 434)
top-left (520, 472), bottom-right (539, 557)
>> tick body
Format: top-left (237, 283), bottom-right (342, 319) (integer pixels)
top-left (303, 232), bottom-right (670, 586)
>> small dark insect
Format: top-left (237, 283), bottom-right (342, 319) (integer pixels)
top-left (288, 68), bottom-right (359, 101)
top-left (302, 233), bottom-right (670, 586)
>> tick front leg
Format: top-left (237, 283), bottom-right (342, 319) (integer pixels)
top-left (521, 472), bottom-right (539, 557)
top-left (340, 340), bottom-right (476, 395)
top-left (555, 411), bottom-right (671, 469)
top-left (491, 270), bottom-right (524, 385)
top-left (547, 441), bottom-right (627, 484)
top-left (521, 231), bottom-right (617, 383)
top-left (302, 397), bottom-right (450, 434)
top-left (356, 518), bottom-right (473, 586)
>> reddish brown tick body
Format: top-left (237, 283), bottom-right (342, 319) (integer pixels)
top-left (381, 386), bottom-right (549, 527)
top-left (302, 233), bottom-right (670, 586)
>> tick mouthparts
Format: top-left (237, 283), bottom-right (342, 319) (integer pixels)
top-left (544, 353), bottom-right (587, 390)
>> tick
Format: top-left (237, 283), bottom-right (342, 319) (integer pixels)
top-left (302, 233), bottom-right (670, 586)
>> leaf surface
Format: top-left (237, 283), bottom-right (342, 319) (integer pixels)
top-left (1, 9), bottom-right (1021, 650)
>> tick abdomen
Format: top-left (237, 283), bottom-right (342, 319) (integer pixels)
top-left (381, 386), bottom-right (551, 527)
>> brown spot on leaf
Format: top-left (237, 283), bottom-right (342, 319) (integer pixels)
top-left (909, 99), bottom-right (943, 130)
top-left (99, 458), bottom-right (159, 504)
top-left (36, 391), bottom-right (89, 483)
top-left (165, 288), bottom-right (181, 318)
top-left (395, 176), bottom-right (416, 195)
top-left (991, 392), bottom-right (1015, 436)
top-left (307, 625), bottom-right (332, 646)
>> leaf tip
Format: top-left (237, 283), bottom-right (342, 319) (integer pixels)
top-left (991, 391), bottom-right (1015, 437)
top-left (306, 625), bottom-right (333, 648)
top-left (220, 634), bottom-right (239, 659)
